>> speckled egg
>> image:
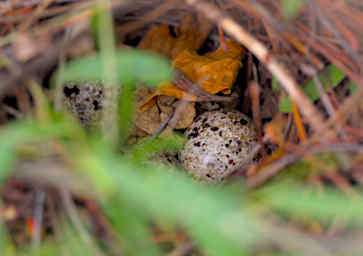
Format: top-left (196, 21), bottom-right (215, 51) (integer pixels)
top-left (62, 80), bottom-right (105, 129)
top-left (179, 109), bottom-right (258, 182)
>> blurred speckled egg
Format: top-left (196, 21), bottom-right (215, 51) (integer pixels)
top-left (179, 109), bottom-right (258, 182)
top-left (62, 80), bottom-right (104, 130)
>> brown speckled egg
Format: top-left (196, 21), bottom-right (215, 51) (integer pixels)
top-left (179, 109), bottom-right (258, 182)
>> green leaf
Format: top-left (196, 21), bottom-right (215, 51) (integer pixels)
top-left (282, 0), bottom-right (304, 19)
top-left (56, 50), bottom-right (173, 87)
top-left (279, 64), bottom-right (346, 112)
top-left (350, 80), bottom-right (358, 94)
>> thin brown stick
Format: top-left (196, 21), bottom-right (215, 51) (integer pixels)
top-left (184, 0), bottom-right (327, 135)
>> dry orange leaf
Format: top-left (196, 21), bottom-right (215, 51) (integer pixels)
top-left (138, 14), bottom-right (213, 59)
top-left (141, 39), bottom-right (245, 110)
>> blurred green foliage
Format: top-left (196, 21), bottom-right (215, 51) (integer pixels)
top-left (56, 50), bottom-right (173, 88)
top-left (282, 0), bottom-right (304, 19)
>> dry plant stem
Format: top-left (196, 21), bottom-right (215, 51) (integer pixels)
top-left (97, 0), bottom-right (119, 145)
top-left (14, 87), bottom-right (31, 113)
top-left (324, 171), bottom-right (357, 197)
top-left (313, 73), bottom-right (336, 117)
top-left (32, 187), bottom-right (46, 249)
top-left (247, 143), bottom-right (363, 189)
top-left (249, 81), bottom-right (262, 139)
top-left (233, 142), bottom-right (262, 175)
top-left (168, 100), bottom-right (189, 129)
top-left (0, 2), bottom-right (90, 23)
top-left (313, 1), bottom-right (360, 65)
top-left (2, 105), bottom-right (23, 118)
top-left (297, 26), bottom-right (361, 84)
top-left (54, 27), bottom-right (73, 111)
top-left (247, 153), bottom-right (297, 189)
top-left (231, 136), bottom-right (268, 177)
top-left (184, 0), bottom-right (326, 135)
top-left (260, 221), bottom-right (333, 256)
top-left (283, 113), bottom-right (294, 141)
top-left (59, 187), bottom-right (103, 256)
top-left (19, 0), bottom-right (54, 31)
top-left (293, 81), bottom-right (363, 154)
top-left (0, 0), bottom-right (127, 48)
top-left (167, 242), bottom-right (194, 256)
top-left (46, 194), bottom-right (62, 243)
top-left (173, 68), bottom-right (235, 102)
top-left (117, 0), bottom-right (177, 35)
top-left (83, 199), bottom-right (118, 248)
top-left (150, 108), bottom-right (174, 139)
top-left (249, 81), bottom-right (265, 157)
top-left (318, 85), bottom-right (363, 140)
top-left (312, 72), bottom-right (347, 138)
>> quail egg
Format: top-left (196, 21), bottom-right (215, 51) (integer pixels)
top-left (179, 109), bottom-right (258, 182)
top-left (62, 80), bottom-right (105, 129)
top-left (62, 80), bottom-right (120, 131)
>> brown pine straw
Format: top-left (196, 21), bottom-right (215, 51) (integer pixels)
top-left (184, 0), bottom-right (328, 135)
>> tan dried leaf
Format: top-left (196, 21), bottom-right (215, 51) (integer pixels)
top-left (159, 100), bottom-right (196, 130)
top-left (134, 87), bottom-right (162, 134)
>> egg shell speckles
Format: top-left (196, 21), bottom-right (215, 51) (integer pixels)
top-left (179, 109), bottom-right (258, 182)
top-left (62, 81), bottom-right (105, 129)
